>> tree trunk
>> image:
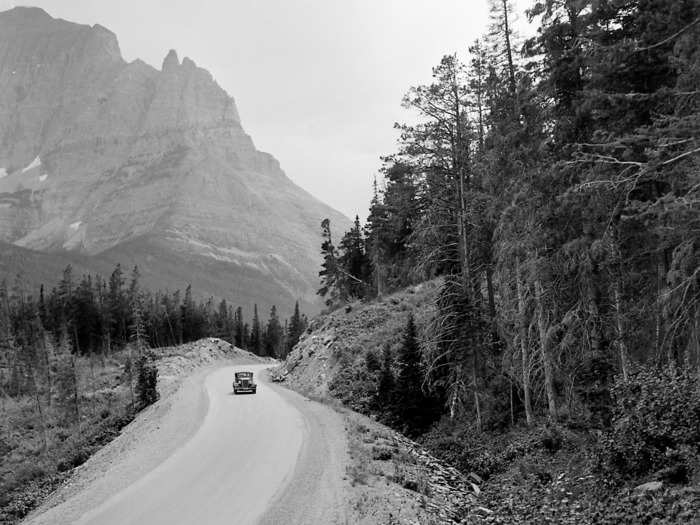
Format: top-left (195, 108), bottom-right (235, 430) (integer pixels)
top-left (516, 257), bottom-right (534, 426)
top-left (695, 307), bottom-right (700, 382)
top-left (472, 352), bottom-right (482, 432)
top-left (501, 0), bottom-right (517, 102)
top-left (104, 330), bottom-right (111, 359)
top-left (610, 235), bottom-right (630, 380)
top-left (476, 63), bottom-right (485, 154)
top-left (613, 282), bottom-right (630, 381)
top-left (32, 374), bottom-right (48, 452)
top-left (657, 251), bottom-right (672, 364)
top-left (375, 254), bottom-right (384, 298)
top-left (509, 373), bottom-right (515, 426)
top-left (486, 266), bottom-right (498, 336)
top-left (71, 354), bottom-right (80, 425)
top-left (128, 343), bottom-right (135, 410)
top-left (583, 249), bottom-right (603, 356)
top-left (535, 279), bottom-right (557, 420)
top-left (44, 337), bottom-right (52, 408)
top-left (450, 56), bottom-right (470, 282)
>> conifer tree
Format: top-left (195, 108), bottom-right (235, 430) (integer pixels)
top-left (250, 304), bottom-right (262, 355)
top-left (234, 306), bottom-right (244, 348)
top-left (131, 296), bottom-right (158, 409)
top-left (318, 218), bottom-right (340, 307)
top-left (134, 350), bottom-right (158, 409)
top-left (52, 329), bottom-right (79, 425)
top-left (377, 344), bottom-right (395, 409)
top-left (337, 215), bottom-right (372, 299)
top-left (108, 264), bottom-right (126, 344)
top-left (365, 162), bottom-right (419, 291)
top-left (394, 314), bottom-right (434, 435)
top-left (286, 301), bottom-right (305, 355)
top-left (263, 305), bottom-right (283, 358)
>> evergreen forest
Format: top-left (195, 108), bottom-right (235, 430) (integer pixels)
top-left (316, 1), bottom-right (700, 521)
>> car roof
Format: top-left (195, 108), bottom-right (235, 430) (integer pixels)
top-left (235, 371), bottom-right (253, 375)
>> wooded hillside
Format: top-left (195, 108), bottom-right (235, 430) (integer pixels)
top-left (321, 0), bottom-right (699, 434)
top-left (312, 1), bottom-right (700, 522)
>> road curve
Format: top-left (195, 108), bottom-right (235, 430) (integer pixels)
top-left (67, 364), bottom-right (344, 525)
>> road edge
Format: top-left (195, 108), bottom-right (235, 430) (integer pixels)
top-left (258, 375), bottom-right (350, 525)
top-left (23, 361), bottom-right (230, 525)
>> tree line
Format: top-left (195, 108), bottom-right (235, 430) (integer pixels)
top-left (0, 263), bottom-right (308, 399)
top-left (319, 0), bottom-right (699, 433)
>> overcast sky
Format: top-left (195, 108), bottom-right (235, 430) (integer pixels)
top-left (2, 0), bottom-right (533, 218)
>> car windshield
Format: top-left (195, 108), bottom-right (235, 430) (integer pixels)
top-left (235, 373), bottom-right (253, 379)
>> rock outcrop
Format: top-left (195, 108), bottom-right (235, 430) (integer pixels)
top-left (0, 7), bottom-right (348, 312)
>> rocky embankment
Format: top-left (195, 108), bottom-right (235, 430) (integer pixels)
top-left (342, 410), bottom-right (488, 524)
top-left (277, 280), bottom-right (440, 402)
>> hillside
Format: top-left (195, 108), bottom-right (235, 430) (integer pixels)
top-left (280, 280), bottom-right (441, 405)
top-left (0, 6), bottom-right (349, 313)
top-left (277, 284), bottom-right (700, 524)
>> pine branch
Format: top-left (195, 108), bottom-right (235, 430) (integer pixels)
top-left (334, 266), bottom-right (366, 285)
top-left (634, 17), bottom-right (700, 52)
top-left (660, 146), bottom-right (700, 166)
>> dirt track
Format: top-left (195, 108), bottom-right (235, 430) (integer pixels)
top-left (24, 364), bottom-right (348, 525)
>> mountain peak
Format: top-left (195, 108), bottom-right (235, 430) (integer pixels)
top-left (0, 7), bottom-right (350, 314)
top-left (0, 6), bottom-right (52, 21)
top-left (162, 49), bottom-right (180, 72)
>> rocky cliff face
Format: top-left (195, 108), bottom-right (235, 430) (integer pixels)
top-left (0, 7), bottom-right (348, 312)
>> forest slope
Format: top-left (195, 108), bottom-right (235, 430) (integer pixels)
top-left (278, 285), bottom-right (700, 524)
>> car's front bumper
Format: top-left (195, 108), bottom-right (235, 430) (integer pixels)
top-left (233, 386), bottom-right (257, 394)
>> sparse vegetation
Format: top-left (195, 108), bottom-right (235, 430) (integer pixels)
top-left (0, 350), bottom-right (137, 523)
top-left (342, 411), bottom-right (477, 524)
top-left (0, 337), bottom-right (250, 524)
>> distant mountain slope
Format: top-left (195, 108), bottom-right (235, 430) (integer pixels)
top-left (0, 6), bottom-right (348, 313)
top-left (0, 241), bottom-right (115, 289)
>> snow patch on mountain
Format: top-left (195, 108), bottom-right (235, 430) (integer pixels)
top-left (39, 174), bottom-right (48, 182)
top-left (70, 221), bottom-right (82, 230)
top-left (0, 168), bottom-right (7, 178)
top-left (22, 156), bottom-right (41, 173)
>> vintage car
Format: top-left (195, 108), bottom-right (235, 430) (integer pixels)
top-left (232, 371), bottom-right (257, 394)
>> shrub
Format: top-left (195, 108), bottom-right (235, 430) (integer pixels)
top-left (328, 355), bottom-right (378, 413)
top-left (597, 365), bottom-right (700, 480)
top-left (13, 464), bottom-right (45, 484)
top-left (364, 350), bottom-right (381, 372)
top-left (539, 424), bottom-right (563, 452)
top-left (372, 445), bottom-right (394, 461)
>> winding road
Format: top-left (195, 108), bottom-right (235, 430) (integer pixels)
top-left (25, 364), bottom-right (348, 525)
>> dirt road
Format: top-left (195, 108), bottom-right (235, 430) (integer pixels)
top-left (25, 364), bottom-right (348, 525)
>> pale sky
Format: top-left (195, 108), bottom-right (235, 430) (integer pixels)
top-left (1, 0), bottom-right (534, 218)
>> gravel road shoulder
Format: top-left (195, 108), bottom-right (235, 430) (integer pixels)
top-left (258, 381), bottom-right (350, 524)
